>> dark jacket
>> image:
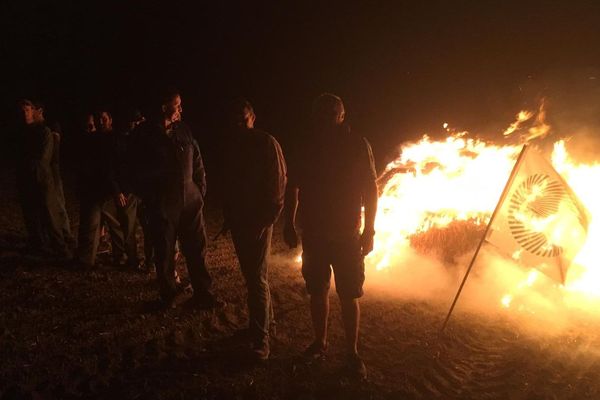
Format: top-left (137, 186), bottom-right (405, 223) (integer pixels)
top-left (130, 120), bottom-right (206, 219)
top-left (77, 131), bottom-right (121, 200)
top-left (221, 128), bottom-right (287, 229)
top-left (15, 123), bottom-right (54, 192)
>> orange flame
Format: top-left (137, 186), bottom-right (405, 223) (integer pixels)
top-left (366, 118), bottom-right (600, 315)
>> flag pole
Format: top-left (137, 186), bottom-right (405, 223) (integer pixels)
top-left (440, 144), bottom-right (530, 333)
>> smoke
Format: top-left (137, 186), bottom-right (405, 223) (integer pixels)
top-left (360, 240), bottom-right (600, 336)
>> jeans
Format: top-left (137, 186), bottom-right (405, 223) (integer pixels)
top-left (231, 225), bottom-right (274, 341)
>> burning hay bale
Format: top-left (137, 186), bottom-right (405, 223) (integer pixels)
top-left (409, 219), bottom-right (486, 265)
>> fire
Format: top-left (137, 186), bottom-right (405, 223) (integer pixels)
top-left (368, 134), bottom-right (521, 270)
top-left (366, 120), bottom-right (600, 316)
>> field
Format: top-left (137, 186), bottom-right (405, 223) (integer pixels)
top-left (2, 169), bottom-right (600, 400)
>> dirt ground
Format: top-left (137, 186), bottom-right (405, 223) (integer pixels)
top-left (2, 169), bottom-right (600, 400)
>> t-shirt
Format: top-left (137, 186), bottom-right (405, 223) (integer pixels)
top-left (288, 125), bottom-right (377, 239)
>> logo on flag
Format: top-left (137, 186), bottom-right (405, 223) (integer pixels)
top-left (485, 145), bottom-right (590, 284)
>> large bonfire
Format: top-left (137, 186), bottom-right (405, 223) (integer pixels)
top-left (365, 105), bottom-right (600, 316)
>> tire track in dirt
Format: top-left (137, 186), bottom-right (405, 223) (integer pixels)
top-left (434, 323), bottom-right (522, 399)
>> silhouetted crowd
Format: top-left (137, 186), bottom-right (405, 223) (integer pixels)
top-left (13, 90), bottom-right (378, 380)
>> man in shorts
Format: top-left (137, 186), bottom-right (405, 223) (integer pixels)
top-left (284, 93), bottom-right (378, 380)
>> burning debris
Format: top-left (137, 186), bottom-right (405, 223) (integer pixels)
top-left (366, 114), bottom-right (600, 316)
top-left (502, 100), bottom-right (551, 142)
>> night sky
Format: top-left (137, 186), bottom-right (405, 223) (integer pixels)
top-left (3, 1), bottom-right (600, 167)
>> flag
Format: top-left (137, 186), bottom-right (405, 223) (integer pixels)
top-left (485, 145), bottom-right (590, 284)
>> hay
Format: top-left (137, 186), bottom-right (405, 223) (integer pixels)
top-left (409, 219), bottom-right (486, 265)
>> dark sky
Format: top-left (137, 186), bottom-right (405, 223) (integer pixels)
top-left (3, 1), bottom-right (600, 166)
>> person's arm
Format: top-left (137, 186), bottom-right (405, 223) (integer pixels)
top-left (283, 181), bottom-right (299, 248)
top-left (192, 137), bottom-right (207, 198)
top-left (360, 137), bottom-right (378, 255)
top-left (262, 135), bottom-right (288, 226)
top-left (32, 127), bottom-right (55, 187)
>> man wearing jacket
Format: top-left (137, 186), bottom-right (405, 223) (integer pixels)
top-left (15, 99), bottom-right (71, 259)
top-left (130, 89), bottom-right (220, 309)
top-left (75, 110), bottom-right (134, 268)
top-left (221, 99), bottom-right (287, 360)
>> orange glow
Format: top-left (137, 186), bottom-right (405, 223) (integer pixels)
top-left (366, 116), bottom-right (600, 314)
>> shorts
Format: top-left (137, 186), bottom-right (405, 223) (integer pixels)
top-left (301, 234), bottom-right (365, 299)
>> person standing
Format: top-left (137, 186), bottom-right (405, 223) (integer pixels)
top-left (284, 93), bottom-right (378, 379)
top-left (130, 88), bottom-right (220, 309)
top-left (220, 99), bottom-right (287, 360)
top-left (32, 102), bottom-right (74, 250)
top-left (75, 110), bottom-right (136, 268)
top-left (15, 99), bottom-right (71, 259)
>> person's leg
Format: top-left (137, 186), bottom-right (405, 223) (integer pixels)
top-left (54, 173), bottom-right (74, 248)
top-left (18, 183), bottom-right (44, 251)
top-left (310, 290), bottom-right (330, 349)
top-left (41, 182), bottom-right (69, 257)
top-left (148, 212), bottom-right (178, 300)
top-left (101, 198), bottom-right (126, 264)
top-left (137, 202), bottom-right (155, 270)
top-left (116, 194), bottom-right (139, 266)
top-left (178, 202), bottom-right (212, 298)
top-left (339, 296), bottom-right (360, 355)
top-left (231, 225), bottom-right (273, 351)
top-left (331, 235), bottom-right (367, 378)
top-left (301, 236), bottom-right (332, 354)
top-left (76, 196), bottom-right (103, 266)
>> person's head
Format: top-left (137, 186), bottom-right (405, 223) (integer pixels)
top-left (18, 99), bottom-right (36, 125)
top-left (311, 93), bottom-right (345, 129)
top-left (159, 87), bottom-right (182, 124)
top-left (229, 98), bottom-right (255, 129)
top-left (83, 113), bottom-right (96, 133)
top-left (32, 101), bottom-right (45, 123)
top-left (95, 110), bottom-right (113, 132)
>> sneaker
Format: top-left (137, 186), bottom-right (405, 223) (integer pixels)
top-left (346, 353), bottom-right (367, 381)
top-left (303, 341), bottom-right (327, 361)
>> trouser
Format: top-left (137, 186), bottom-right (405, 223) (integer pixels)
top-left (54, 175), bottom-right (74, 248)
top-left (149, 202), bottom-right (211, 299)
top-left (18, 179), bottom-right (69, 257)
top-left (137, 201), bottom-right (155, 266)
top-left (116, 194), bottom-right (139, 265)
top-left (231, 225), bottom-right (274, 341)
top-left (77, 195), bottom-right (130, 265)
top-left (18, 184), bottom-right (44, 249)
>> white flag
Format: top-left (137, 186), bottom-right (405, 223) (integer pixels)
top-left (485, 145), bottom-right (590, 284)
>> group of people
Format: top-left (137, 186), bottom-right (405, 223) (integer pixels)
top-left (14, 91), bottom-right (378, 379)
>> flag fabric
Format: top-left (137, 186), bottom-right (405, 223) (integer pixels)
top-left (485, 145), bottom-right (590, 284)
